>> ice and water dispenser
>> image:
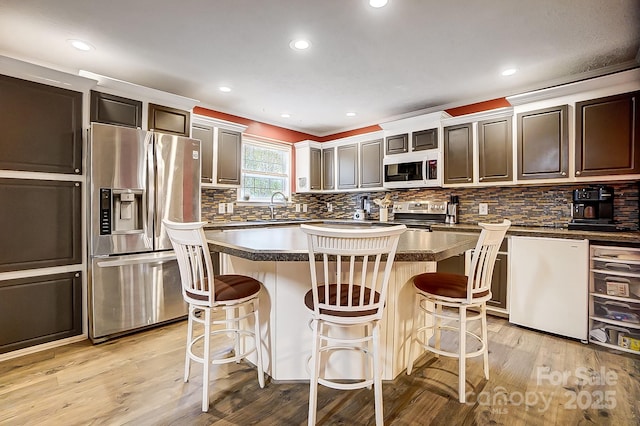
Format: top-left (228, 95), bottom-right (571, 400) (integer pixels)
top-left (99, 188), bottom-right (144, 235)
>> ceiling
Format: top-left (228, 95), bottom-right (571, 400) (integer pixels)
top-left (0, 0), bottom-right (639, 137)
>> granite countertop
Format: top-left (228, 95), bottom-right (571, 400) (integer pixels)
top-left (430, 223), bottom-right (640, 245)
top-left (205, 225), bottom-right (478, 262)
top-left (204, 219), bottom-right (640, 246)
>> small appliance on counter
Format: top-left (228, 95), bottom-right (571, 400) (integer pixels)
top-left (353, 195), bottom-right (370, 220)
top-left (568, 185), bottom-right (618, 231)
top-left (446, 195), bottom-right (459, 224)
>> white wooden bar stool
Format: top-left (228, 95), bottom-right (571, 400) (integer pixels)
top-left (406, 220), bottom-right (510, 403)
top-left (301, 223), bottom-right (406, 426)
top-left (163, 220), bottom-right (265, 412)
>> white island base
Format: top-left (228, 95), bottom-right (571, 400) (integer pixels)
top-left (221, 254), bottom-right (436, 382)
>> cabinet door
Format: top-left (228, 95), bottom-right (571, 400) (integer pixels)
top-left (337, 144), bottom-right (358, 189)
top-left (148, 103), bottom-right (190, 136)
top-left (0, 179), bottom-right (82, 272)
top-left (191, 124), bottom-right (214, 183)
top-left (412, 128), bottom-right (438, 151)
top-left (90, 90), bottom-right (142, 128)
top-left (0, 74), bottom-right (82, 174)
top-left (575, 91), bottom-right (640, 177)
top-left (322, 148), bottom-right (335, 190)
top-left (478, 117), bottom-right (512, 183)
top-left (0, 272), bottom-right (82, 354)
top-left (216, 129), bottom-right (241, 185)
top-left (385, 134), bottom-right (408, 155)
top-left (310, 148), bottom-right (322, 190)
top-left (487, 253), bottom-right (508, 310)
top-left (360, 139), bottom-right (383, 188)
top-left (443, 123), bottom-right (473, 184)
top-left (517, 105), bottom-right (568, 180)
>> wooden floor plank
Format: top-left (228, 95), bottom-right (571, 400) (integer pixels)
top-left (1, 317), bottom-right (638, 425)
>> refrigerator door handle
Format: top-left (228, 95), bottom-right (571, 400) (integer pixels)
top-left (146, 131), bottom-right (155, 249)
top-left (96, 252), bottom-right (177, 267)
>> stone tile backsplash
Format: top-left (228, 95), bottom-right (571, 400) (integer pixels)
top-left (202, 181), bottom-right (639, 231)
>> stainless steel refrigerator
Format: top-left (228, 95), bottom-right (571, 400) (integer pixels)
top-left (88, 122), bottom-right (200, 341)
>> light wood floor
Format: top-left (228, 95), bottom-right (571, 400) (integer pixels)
top-left (1, 317), bottom-right (638, 425)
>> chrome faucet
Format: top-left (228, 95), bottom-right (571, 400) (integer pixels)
top-left (269, 191), bottom-right (288, 219)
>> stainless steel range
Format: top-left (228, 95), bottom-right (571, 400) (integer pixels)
top-left (392, 200), bottom-right (448, 229)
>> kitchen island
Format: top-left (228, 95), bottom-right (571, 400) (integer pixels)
top-left (205, 225), bottom-right (478, 381)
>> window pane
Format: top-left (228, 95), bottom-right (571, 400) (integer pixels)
top-left (241, 140), bottom-right (290, 201)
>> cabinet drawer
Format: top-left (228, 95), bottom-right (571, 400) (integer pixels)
top-left (593, 298), bottom-right (640, 324)
top-left (593, 272), bottom-right (640, 299)
top-left (592, 246), bottom-right (640, 261)
top-left (592, 259), bottom-right (640, 274)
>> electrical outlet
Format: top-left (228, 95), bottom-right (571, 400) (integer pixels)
top-left (327, 203), bottom-right (333, 212)
top-left (303, 204), bottom-right (308, 213)
top-left (479, 203), bottom-right (488, 215)
top-left (226, 202), bottom-right (234, 214)
top-left (218, 203), bottom-right (226, 214)
top-left (295, 203), bottom-right (301, 213)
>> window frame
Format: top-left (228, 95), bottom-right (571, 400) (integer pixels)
top-left (237, 136), bottom-right (292, 203)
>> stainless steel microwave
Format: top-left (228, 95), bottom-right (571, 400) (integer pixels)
top-left (383, 151), bottom-right (441, 188)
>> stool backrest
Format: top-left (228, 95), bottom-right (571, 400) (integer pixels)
top-left (163, 220), bottom-right (215, 306)
top-left (301, 224), bottom-right (406, 324)
top-left (467, 219), bottom-right (511, 303)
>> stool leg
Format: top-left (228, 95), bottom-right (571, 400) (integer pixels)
top-left (308, 319), bottom-right (321, 426)
top-left (458, 306), bottom-right (466, 404)
top-left (184, 305), bottom-right (194, 382)
top-left (435, 302), bottom-right (442, 357)
top-left (372, 322), bottom-right (384, 426)
top-left (202, 308), bottom-right (212, 412)
top-left (481, 303), bottom-right (489, 380)
top-left (406, 293), bottom-right (419, 375)
top-left (253, 299), bottom-right (265, 388)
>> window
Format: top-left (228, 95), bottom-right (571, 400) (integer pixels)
top-left (240, 138), bottom-right (291, 202)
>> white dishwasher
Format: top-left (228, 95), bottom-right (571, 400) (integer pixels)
top-left (509, 236), bottom-right (589, 340)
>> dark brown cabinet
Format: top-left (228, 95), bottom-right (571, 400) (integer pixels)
top-left (0, 74), bottom-right (82, 174)
top-left (443, 123), bottom-right (473, 184)
top-left (575, 91), bottom-right (640, 177)
top-left (148, 103), bottom-right (190, 136)
top-left (310, 148), bottom-right (322, 190)
top-left (322, 148), bottom-right (335, 190)
top-left (191, 123), bottom-right (214, 183)
top-left (517, 105), bottom-right (568, 180)
top-left (0, 179), bottom-right (82, 273)
top-left (90, 90), bottom-right (142, 128)
top-left (385, 133), bottom-right (408, 155)
top-left (478, 116), bottom-right (512, 183)
top-left (216, 129), bottom-right (241, 185)
top-left (360, 139), bottom-right (383, 188)
top-left (0, 272), bottom-right (82, 353)
top-left (412, 128), bottom-right (438, 151)
top-left (337, 144), bottom-right (358, 189)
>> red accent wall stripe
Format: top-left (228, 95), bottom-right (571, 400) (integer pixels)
top-left (445, 98), bottom-right (511, 117)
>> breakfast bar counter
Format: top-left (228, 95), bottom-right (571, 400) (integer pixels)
top-left (205, 225), bottom-right (478, 381)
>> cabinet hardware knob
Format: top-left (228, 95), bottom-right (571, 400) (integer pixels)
top-left (479, 177), bottom-right (484, 181)
top-left (467, 178), bottom-right (472, 182)
top-left (561, 171), bottom-right (566, 176)
top-left (576, 171), bottom-right (581, 176)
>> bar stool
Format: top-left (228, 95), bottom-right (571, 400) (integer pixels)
top-left (301, 223), bottom-right (406, 426)
top-left (406, 220), bottom-right (510, 403)
top-left (163, 220), bottom-right (265, 412)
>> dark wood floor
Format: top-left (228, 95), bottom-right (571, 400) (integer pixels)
top-left (1, 317), bottom-right (638, 425)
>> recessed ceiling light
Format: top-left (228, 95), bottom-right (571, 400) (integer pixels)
top-left (501, 68), bottom-right (517, 76)
top-left (281, 113), bottom-right (291, 118)
top-left (369, 0), bottom-right (388, 8)
top-left (68, 39), bottom-right (93, 51)
top-left (290, 39), bottom-right (311, 50)
top-left (346, 112), bottom-right (356, 117)
top-left (219, 86), bottom-right (231, 92)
